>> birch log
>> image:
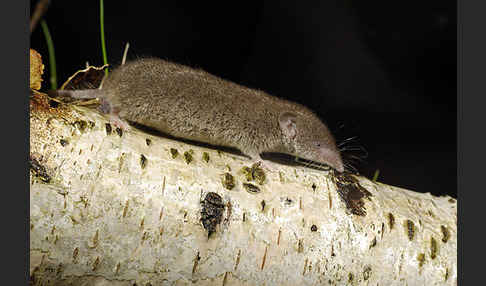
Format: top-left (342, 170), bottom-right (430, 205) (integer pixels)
top-left (29, 92), bottom-right (457, 286)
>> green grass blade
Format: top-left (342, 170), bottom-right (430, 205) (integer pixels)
top-left (100, 0), bottom-right (108, 76)
top-left (40, 20), bottom-right (57, 90)
top-left (372, 169), bottom-right (380, 182)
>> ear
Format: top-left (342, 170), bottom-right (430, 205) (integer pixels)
top-left (278, 112), bottom-right (298, 139)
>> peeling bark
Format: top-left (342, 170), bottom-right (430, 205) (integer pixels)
top-left (30, 93), bottom-right (457, 285)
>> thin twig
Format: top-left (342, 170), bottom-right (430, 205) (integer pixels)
top-left (122, 42), bottom-right (130, 65)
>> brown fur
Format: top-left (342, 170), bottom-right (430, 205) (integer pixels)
top-left (68, 58), bottom-right (344, 172)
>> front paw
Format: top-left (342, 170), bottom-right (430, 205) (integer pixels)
top-left (108, 114), bottom-right (131, 131)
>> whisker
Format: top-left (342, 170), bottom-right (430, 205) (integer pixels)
top-left (340, 145), bottom-right (365, 151)
top-left (343, 162), bottom-right (357, 173)
top-left (346, 154), bottom-right (367, 161)
top-left (295, 157), bottom-right (333, 171)
top-left (337, 136), bottom-right (359, 147)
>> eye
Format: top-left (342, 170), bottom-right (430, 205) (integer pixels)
top-left (315, 142), bottom-right (321, 147)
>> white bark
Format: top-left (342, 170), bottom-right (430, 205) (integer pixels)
top-left (30, 94), bottom-right (457, 286)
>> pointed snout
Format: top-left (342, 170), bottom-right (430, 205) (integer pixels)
top-left (320, 148), bottom-right (344, 173)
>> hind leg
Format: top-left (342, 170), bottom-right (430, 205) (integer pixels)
top-left (247, 153), bottom-right (279, 172)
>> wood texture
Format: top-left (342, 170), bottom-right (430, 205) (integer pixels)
top-left (29, 93), bottom-right (457, 285)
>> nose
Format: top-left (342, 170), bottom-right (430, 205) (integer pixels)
top-left (333, 157), bottom-right (344, 173)
top-left (320, 148), bottom-right (344, 173)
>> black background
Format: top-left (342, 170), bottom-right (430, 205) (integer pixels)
top-left (30, 1), bottom-right (456, 197)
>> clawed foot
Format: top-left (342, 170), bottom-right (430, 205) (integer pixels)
top-left (252, 158), bottom-right (278, 172)
top-left (108, 114), bottom-right (131, 131)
